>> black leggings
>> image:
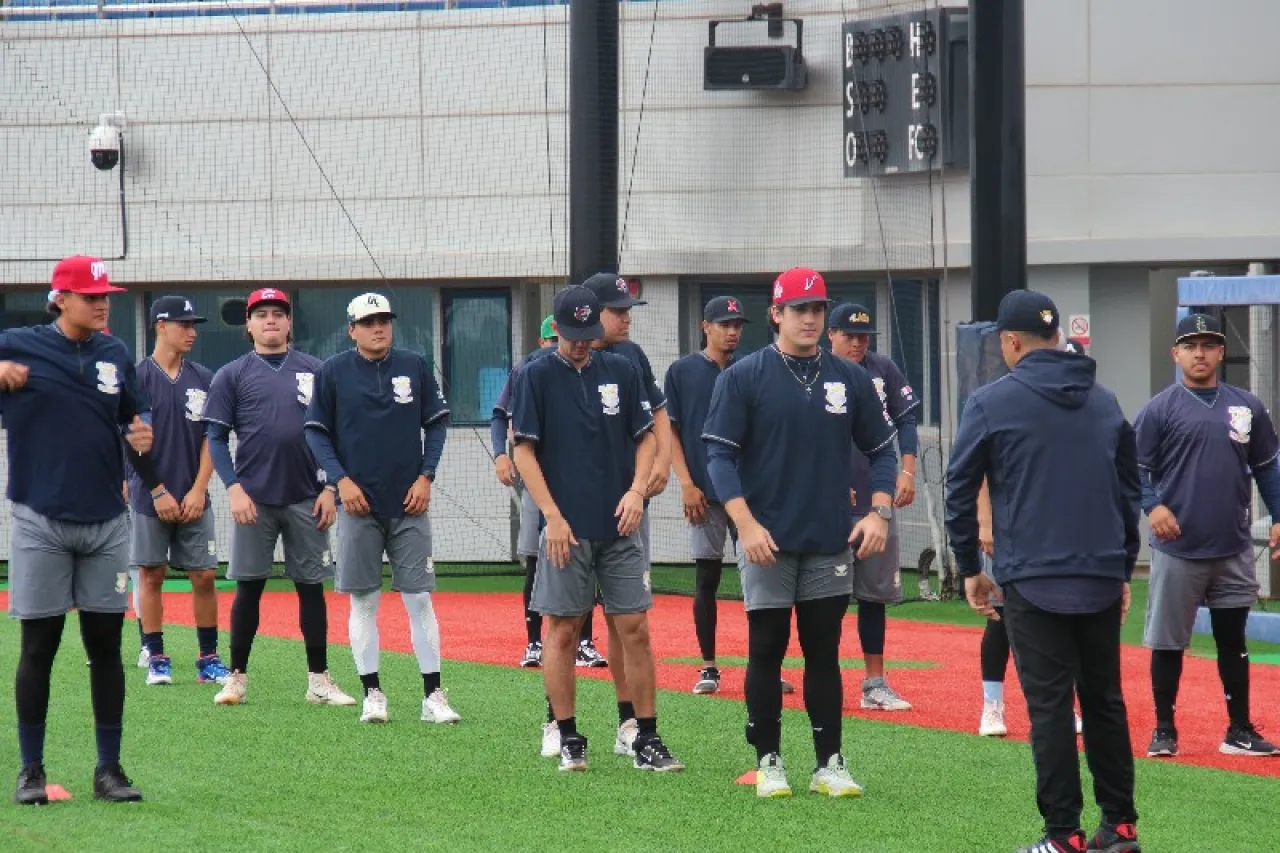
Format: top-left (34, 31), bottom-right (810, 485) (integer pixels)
top-left (16, 612), bottom-right (124, 728)
top-left (980, 608), bottom-right (1010, 682)
top-left (693, 559), bottom-right (723, 661)
top-left (230, 579), bottom-right (329, 673)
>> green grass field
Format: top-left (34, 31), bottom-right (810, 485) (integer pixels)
top-left (1, 614), bottom-right (1278, 853)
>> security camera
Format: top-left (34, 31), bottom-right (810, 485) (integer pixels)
top-left (88, 113), bottom-right (125, 172)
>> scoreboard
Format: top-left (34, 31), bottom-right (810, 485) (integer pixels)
top-left (842, 7), bottom-right (968, 178)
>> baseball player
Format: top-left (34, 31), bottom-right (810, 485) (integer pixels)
top-left (204, 288), bottom-right (355, 708)
top-left (304, 292), bottom-right (461, 725)
top-left (827, 302), bottom-right (917, 712)
top-left (491, 314), bottom-right (605, 670)
top-left (129, 296), bottom-right (229, 688)
top-left (703, 268), bottom-right (898, 799)
top-left (4, 256), bottom-right (152, 804)
top-left (1136, 312), bottom-right (1280, 758)
top-left (510, 284), bottom-right (684, 773)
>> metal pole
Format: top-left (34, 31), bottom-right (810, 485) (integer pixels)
top-left (968, 0), bottom-right (1026, 321)
top-left (568, 0), bottom-right (619, 284)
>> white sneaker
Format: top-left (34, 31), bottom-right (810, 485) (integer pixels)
top-left (421, 688), bottom-right (461, 724)
top-left (214, 671), bottom-right (247, 705)
top-left (756, 753), bottom-right (792, 798)
top-left (136, 647), bottom-right (150, 669)
top-left (979, 700), bottom-right (1008, 737)
top-left (360, 689), bottom-right (389, 724)
top-left (306, 671), bottom-right (358, 706)
top-left (809, 753), bottom-right (864, 798)
top-left (541, 721), bottom-right (561, 758)
top-left (1076, 712), bottom-right (1084, 735)
top-left (861, 678), bottom-right (913, 711)
top-left (614, 718), bottom-right (639, 755)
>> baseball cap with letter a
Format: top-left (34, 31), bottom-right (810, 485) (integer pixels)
top-left (50, 256), bottom-right (125, 295)
top-left (347, 292), bottom-right (396, 324)
top-left (772, 267), bottom-right (829, 307)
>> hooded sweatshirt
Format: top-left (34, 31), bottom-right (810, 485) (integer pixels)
top-left (945, 349), bottom-right (1141, 591)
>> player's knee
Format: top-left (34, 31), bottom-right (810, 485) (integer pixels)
top-left (545, 616), bottom-right (582, 649)
top-left (188, 570), bottom-right (216, 595)
top-left (612, 613), bottom-right (650, 648)
top-left (141, 566), bottom-right (167, 590)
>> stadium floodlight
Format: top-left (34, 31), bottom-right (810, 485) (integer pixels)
top-left (703, 4), bottom-right (807, 92)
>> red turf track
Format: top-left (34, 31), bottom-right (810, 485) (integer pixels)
top-left (16, 590), bottom-right (1280, 779)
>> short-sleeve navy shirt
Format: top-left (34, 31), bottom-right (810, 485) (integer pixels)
top-left (664, 352), bottom-right (730, 503)
top-left (602, 340), bottom-right (666, 413)
top-left (204, 350), bottom-right (324, 507)
top-left (129, 358), bottom-right (214, 517)
top-left (1135, 383), bottom-right (1280, 559)
top-left (494, 346), bottom-right (555, 419)
top-left (306, 348), bottom-right (449, 519)
top-left (849, 351), bottom-right (919, 518)
top-left (703, 347), bottom-right (897, 553)
top-left (510, 350), bottom-right (654, 541)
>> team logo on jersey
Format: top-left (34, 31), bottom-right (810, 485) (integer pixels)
top-left (599, 383), bottom-right (620, 416)
top-left (95, 361), bottom-right (120, 394)
top-left (295, 372), bottom-right (314, 405)
top-left (871, 376), bottom-right (887, 404)
top-left (392, 375), bottom-right (413, 404)
top-left (1228, 405), bottom-right (1253, 444)
top-left (185, 388), bottom-right (207, 421)
top-left (824, 381), bottom-right (847, 414)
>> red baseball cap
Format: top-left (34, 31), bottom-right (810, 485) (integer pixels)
top-left (50, 256), bottom-right (125, 295)
top-left (246, 287), bottom-right (291, 315)
top-left (772, 267), bottom-right (829, 307)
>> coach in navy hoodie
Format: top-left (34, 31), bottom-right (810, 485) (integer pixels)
top-left (946, 290), bottom-right (1142, 853)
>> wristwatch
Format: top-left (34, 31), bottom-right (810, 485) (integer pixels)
top-left (873, 505), bottom-right (893, 521)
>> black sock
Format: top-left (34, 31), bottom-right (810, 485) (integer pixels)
top-left (17, 723), bottom-right (46, 768)
top-left (1151, 648), bottom-right (1184, 728)
top-left (797, 596), bottom-right (849, 767)
top-left (360, 672), bottom-right (381, 693)
top-left (618, 701), bottom-right (635, 724)
top-left (296, 582), bottom-right (329, 673)
top-left (80, 612), bottom-right (126, 768)
top-left (95, 725), bottom-right (123, 768)
top-left (229, 579), bottom-right (267, 673)
top-left (196, 626), bottom-right (218, 657)
top-left (143, 631), bottom-right (164, 657)
top-left (16, 615), bottom-right (65, 766)
top-left (557, 716), bottom-right (578, 739)
top-left (636, 716), bottom-right (657, 738)
top-left (856, 599), bottom-right (886, 656)
top-left (980, 613), bottom-right (1010, 682)
top-left (693, 559), bottom-right (723, 662)
top-left (545, 696), bottom-right (555, 724)
top-left (580, 609), bottom-right (595, 645)
top-left (423, 672), bottom-right (441, 696)
top-left (745, 607), bottom-right (791, 760)
top-left (522, 556), bottom-right (542, 645)
top-left (136, 618), bottom-right (144, 644)
top-left (1211, 607), bottom-right (1252, 728)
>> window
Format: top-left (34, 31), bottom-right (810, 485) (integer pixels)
top-left (886, 279), bottom-right (942, 426)
top-left (442, 289), bottom-right (511, 425)
top-left (292, 285), bottom-right (435, 368)
top-left (143, 289), bottom-right (253, 372)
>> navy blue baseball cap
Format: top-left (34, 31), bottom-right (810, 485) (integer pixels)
top-left (553, 285), bottom-right (605, 342)
top-left (995, 290), bottom-right (1059, 337)
top-left (583, 272), bottom-right (647, 308)
top-left (1175, 313), bottom-right (1225, 344)
top-left (703, 296), bottom-right (750, 324)
top-left (150, 295), bottom-right (206, 325)
top-left (828, 303), bottom-right (878, 335)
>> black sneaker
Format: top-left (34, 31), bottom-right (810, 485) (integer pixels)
top-left (14, 763), bottom-right (47, 806)
top-left (93, 763), bottom-right (143, 802)
top-left (575, 641), bottom-right (608, 668)
top-left (1145, 726), bottom-right (1177, 757)
top-left (693, 666), bottom-right (720, 695)
top-left (1220, 722), bottom-right (1280, 757)
top-left (558, 734), bottom-right (588, 772)
top-left (1088, 821), bottom-right (1141, 852)
top-left (1016, 831), bottom-right (1087, 853)
top-left (633, 735), bottom-right (686, 772)
top-left (519, 642), bottom-right (542, 668)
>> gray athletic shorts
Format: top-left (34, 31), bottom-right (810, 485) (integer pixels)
top-left (130, 510), bottom-right (218, 571)
top-left (9, 503), bottom-right (131, 620)
top-left (228, 498), bottom-right (333, 584)
top-left (531, 532), bottom-right (651, 617)
top-left (1144, 548), bottom-right (1258, 650)
top-left (690, 502), bottom-right (733, 561)
top-left (852, 513), bottom-right (903, 604)
top-left (336, 509), bottom-right (435, 595)
top-left (638, 511), bottom-right (651, 565)
top-left (739, 549), bottom-right (854, 611)
top-left (517, 485), bottom-right (541, 559)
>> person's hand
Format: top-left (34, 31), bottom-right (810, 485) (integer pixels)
top-left (966, 574), bottom-right (1000, 620)
top-left (681, 482), bottom-right (709, 525)
top-left (1269, 522), bottom-right (1280, 561)
top-left (544, 513), bottom-right (578, 569)
top-left (894, 471), bottom-right (916, 508)
top-left (494, 454), bottom-right (516, 487)
top-left (645, 465), bottom-right (670, 498)
top-left (1149, 505), bottom-right (1181, 540)
top-left (979, 525), bottom-right (994, 558)
top-left (740, 520), bottom-right (779, 566)
top-left (227, 483), bottom-right (257, 525)
top-left (616, 488), bottom-right (645, 536)
top-left (404, 475), bottom-right (432, 516)
top-left (1121, 582), bottom-right (1132, 625)
top-left (338, 477), bottom-right (370, 516)
top-left (179, 487), bottom-right (206, 522)
top-left (126, 415), bottom-right (153, 454)
top-left (314, 488), bottom-right (337, 532)
top-left (0, 361), bottom-right (29, 392)
top-left (850, 513), bottom-right (888, 560)
top-left (152, 490), bottom-right (181, 523)
top-left (122, 481), bottom-right (129, 504)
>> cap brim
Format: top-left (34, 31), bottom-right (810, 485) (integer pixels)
top-left (558, 322), bottom-right (604, 342)
top-left (830, 324), bottom-right (878, 334)
top-left (1175, 331), bottom-right (1225, 344)
top-left (156, 315), bottom-right (208, 324)
top-left (706, 314), bottom-right (750, 324)
top-left (247, 300), bottom-right (291, 315)
top-left (72, 283), bottom-right (127, 295)
top-left (777, 296), bottom-right (830, 307)
top-left (349, 311), bottom-right (397, 324)
top-left (600, 295), bottom-right (647, 308)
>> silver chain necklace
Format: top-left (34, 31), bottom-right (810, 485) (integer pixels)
top-left (773, 345), bottom-right (822, 395)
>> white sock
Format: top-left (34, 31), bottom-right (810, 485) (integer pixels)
top-left (401, 591), bottom-right (441, 680)
top-left (129, 568), bottom-right (142, 620)
top-left (349, 591), bottom-right (381, 678)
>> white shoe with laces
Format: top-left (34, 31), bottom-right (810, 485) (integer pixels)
top-left (307, 671), bottom-right (357, 706)
top-left (422, 688), bottom-right (461, 724)
top-left (136, 647), bottom-right (150, 669)
top-left (614, 718), bottom-right (639, 755)
top-left (214, 671), bottom-right (247, 706)
top-left (360, 689), bottom-right (389, 724)
top-left (756, 753), bottom-right (792, 799)
top-left (979, 700), bottom-right (1008, 737)
top-left (541, 721), bottom-right (561, 758)
top-left (809, 753), bottom-right (864, 798)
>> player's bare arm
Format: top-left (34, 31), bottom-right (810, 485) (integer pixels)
top-left (894, 452), bottom-right (917, 508)
top-left (513, 441), bottom-right (575, 568)
top-left (644, 408), bottom-right (673, 497)
top-left (977, 477), bottom-right (994, 556)
top-left (617, 430), bottom-right (656, 536)
top-left (179, 437), bottom-right (214, 523)
top-left (669, 423), bottom-right (708, 525)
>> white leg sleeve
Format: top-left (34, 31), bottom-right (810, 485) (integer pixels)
top-left (129, 568), bottom-right (142, 618)
top-left (348, 591), bottom-right (381, 676)
top-left (401, 591), bottom-right (441, 675)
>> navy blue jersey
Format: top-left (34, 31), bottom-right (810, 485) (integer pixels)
top-left (664, 352), bottom-right (730, 502)
top-left (602, 340), bottom-right (666, 413)
top-left (703, 347), bottom-right (897, 553)
top-left (305, 348), bottom-right (449, 519)
top-left (510, 350), bottom-right (654, 541)
top-left (849, 351), bottom-right (919, 518)
top-left (129, 358), bottom-right (214, 517)
top-left (1135, 383), bottom-right (1280, 559)
top-left (0, 324), bottom-right (149, 523)
top-left (494, 347), bottom-right (555, 419)
top-left (204, 350), bottom-right (324, 506)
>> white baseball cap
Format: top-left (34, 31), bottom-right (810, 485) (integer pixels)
top-left (347, 292), bottom-right (396, 324)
